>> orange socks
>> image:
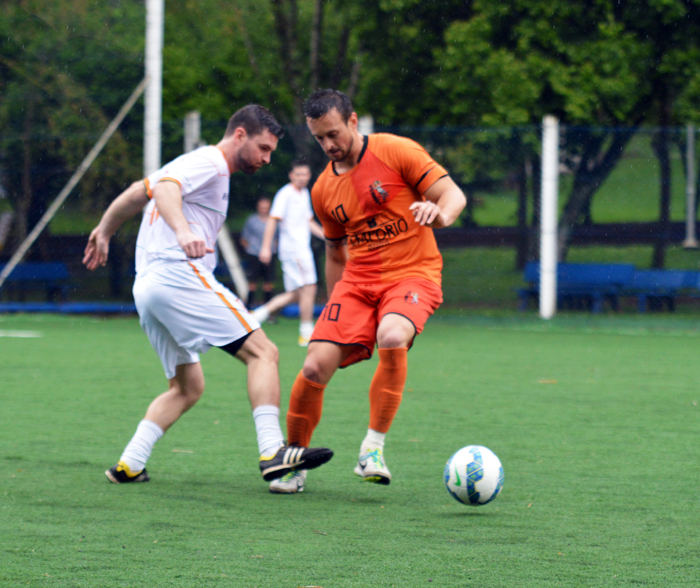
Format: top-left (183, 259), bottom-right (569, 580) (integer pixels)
top-left (287, 348), bottom-right (407, 445)
top-left (368, 348), bottom-right (408, 434)
top-left (286, 372), bottom-right (326, 447)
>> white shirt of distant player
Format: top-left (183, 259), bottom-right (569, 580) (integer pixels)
top-left (270, 182), bottom-right (314, 260)
top-left (135, 145), bottom-right (230, 276)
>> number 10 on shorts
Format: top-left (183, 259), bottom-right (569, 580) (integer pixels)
top-left (320, 303), bottom-right (341, 322)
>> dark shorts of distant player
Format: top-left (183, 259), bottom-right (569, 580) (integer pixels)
top-left (311, 277), bottom-right (443, 368)
top-left (244, 252), bottom-right (276, 284)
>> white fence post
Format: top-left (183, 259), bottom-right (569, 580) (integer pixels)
top-left (144, 0), bottom-right (164, 176)
top-left (540, 115), bottom-right (559, 320)
top-left (358, 115), bottom-right (374, 136)
top-left (684, 124), bottom-right (698, 248)
top-left (184, 111), bottom-right (201, 154)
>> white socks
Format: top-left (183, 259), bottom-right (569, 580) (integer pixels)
top-left (361, 428), bottom-right (386, 451)
top-left (120, 420), bottom-right (164, 472)
top-left (252, 305), bottom-right (270, 323)
top-left (118, 409), bottom-right (284, 471)
top-left (252, 405), bottom-right (285, 457)
top-left (300, 320), bottom-right (314, 339)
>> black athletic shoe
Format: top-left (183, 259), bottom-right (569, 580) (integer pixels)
top-left (259, 445), bottom-right (333, 481)
top-left (105, 461), bottom-right (150, 484)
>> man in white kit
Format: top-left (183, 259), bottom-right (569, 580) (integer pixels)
top-left (83, 105), bottom-right (333, 484)
top-left (253, 162), bottom-right (324, 346)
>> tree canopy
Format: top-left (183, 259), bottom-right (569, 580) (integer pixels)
top-left (2, 0), bottom-right (700, 258)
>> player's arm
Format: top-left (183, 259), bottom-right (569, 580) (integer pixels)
top-left (83, 180), bottom-right (149, 271)
top-left (324, 238), bottom-right (347, 296)
top-left (258, 217), bottom-right (279, 265)
top-left (153, 180), bottom-right (214, 259)
top-left (410, 176), bottom-right (466, 228)
top-left (310, 219), bottom-right (325, 240)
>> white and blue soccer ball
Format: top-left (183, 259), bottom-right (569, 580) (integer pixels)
top-left (444, 445), bottom-right (504, 506)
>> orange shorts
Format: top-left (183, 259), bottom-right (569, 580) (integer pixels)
top-left (311, 277), bottom-right (443, 367)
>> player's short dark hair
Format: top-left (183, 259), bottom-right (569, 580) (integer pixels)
top-left (225, 105), bottom-right (285, 139)
top-left (303, 89), bottom-right (354, 123)
top-left (290, 160), bottom-right (310, 171)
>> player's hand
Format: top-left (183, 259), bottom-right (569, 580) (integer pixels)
top-left (176, 229), bottom-right (214, 259)
top-left (259, 247), bottom-right (272, 265)
top-left (409, 201), bottom-right (443, 227)
top-left (83, 227), bottom-right (110, 271)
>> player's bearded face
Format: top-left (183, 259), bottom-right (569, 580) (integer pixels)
top-left (307, 110), bottom-right (356, 162)
top-left (235, 130), bottom-right (278, 175)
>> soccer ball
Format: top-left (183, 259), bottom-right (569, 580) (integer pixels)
top-left (444, 445), bottom-right (504, 506)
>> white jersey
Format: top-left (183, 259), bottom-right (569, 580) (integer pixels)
top-left (135, 145), bottom-right (231, 276)
top-left (269, 183), bottom-right (313, 260)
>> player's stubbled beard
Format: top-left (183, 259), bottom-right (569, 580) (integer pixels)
top-left (236, 143), bottom-right (261, 175)
top-left (328, 134), bottom-right (353, 162)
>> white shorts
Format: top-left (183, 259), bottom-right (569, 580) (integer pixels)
top-left (280, 252), bottom-right (317, 292)
top-left (133, 261), bottom-right (260, 379)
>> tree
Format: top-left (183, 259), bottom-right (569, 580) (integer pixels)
top-left (0, 0), bottom-right (144, 248)
top-left (434, 1), bottom-right (658, 263)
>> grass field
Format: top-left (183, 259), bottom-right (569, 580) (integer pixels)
top-left (2, 312), bottom-right (699, 587)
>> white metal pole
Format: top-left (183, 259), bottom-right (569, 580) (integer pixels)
top-left (683, 124), bottom-right (698, 248)
top-left (184, 111), bottom-right (201, 154)
top-left (144, 0), bottom-right (164, 176)
top-left (216, 227), bottom-right (249, 302)
top-left (358, 115), bottom-right (374, 136)
top-left (539, 115), bottom-right (559, 320)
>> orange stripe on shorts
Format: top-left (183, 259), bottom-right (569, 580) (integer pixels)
top-left (188, 262), bottom-right (253, 333)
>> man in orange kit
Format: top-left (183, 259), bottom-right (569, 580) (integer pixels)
top-left (269, 89), bottom-right (466, 494)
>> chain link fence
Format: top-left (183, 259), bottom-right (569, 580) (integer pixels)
top-left (1, 121), bottom-right (699, 311)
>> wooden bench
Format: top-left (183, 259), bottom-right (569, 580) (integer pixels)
top-left (0, 262), bottom-right (70, 302)
top-left (518, 262), bottom-right (636, 313)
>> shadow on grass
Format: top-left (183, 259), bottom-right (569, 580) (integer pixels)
top-left (434, 510), bottom-right (498, 517)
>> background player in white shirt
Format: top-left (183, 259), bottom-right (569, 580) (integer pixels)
top-left (83, 105), bottom-right (332, 485)
top-left (253, 163), bottom-right (325, 346)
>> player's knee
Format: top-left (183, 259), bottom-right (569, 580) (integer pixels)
top-left (238, 329), bottom-right (279, 365)
top-left (262, 338), bottom-right (279, 365)
top-left (171, 378), bottom-right (204, 405)
top-left (186, 382), bottom-right (205, 404)
top-left (377, 330), bottom-right (409, 349)
top-left (249, 332), bottom-right (278, 365)
top-left (301, 357), bottom-right (327, 384)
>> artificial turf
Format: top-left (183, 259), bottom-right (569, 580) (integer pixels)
top-left (1, 312), bottom-right (699, 587)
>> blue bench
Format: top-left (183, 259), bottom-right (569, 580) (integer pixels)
top-left (622, 269), bottom-right (686, 312)
top-left (0, 262), bottom-right (70, 302)
top-left (519, 262), bottom-right (636, 313)
top-left (621, 269), bottom-right (700, 312)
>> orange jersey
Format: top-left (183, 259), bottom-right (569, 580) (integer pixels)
top-left (311, 133), bottom-right (449, 286)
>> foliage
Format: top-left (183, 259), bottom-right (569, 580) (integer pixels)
top-left (4, 0), bottom-right (700, 258)
top-left (432, 0), bottom-right (700, 262)
top-left (0, 0), bottom-right (144, 243)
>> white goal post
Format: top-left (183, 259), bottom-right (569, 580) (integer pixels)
top-left (539, 115), bottom-right (560, 320)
